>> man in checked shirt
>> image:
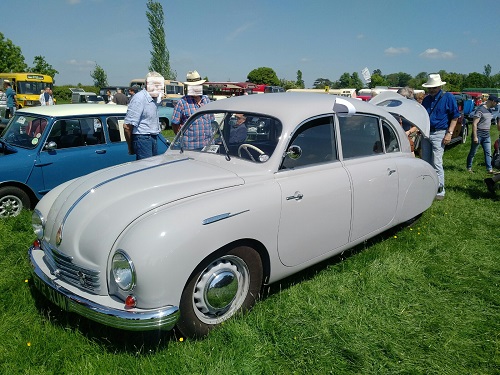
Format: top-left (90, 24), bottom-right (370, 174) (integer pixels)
top-left (171, 70), bottom-right (212, 149)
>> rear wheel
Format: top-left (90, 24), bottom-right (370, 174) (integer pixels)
top-left (0, 186), bottom-right (31, 218)
top-left (177, 246), bottom-right (263, 338)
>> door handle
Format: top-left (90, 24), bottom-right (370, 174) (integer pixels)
top-left (286, 191), bottom-right (304, 201)
top-left (95, 149), bottom-right (107, 154)
top-left (388, 168), bottom-right (396, 176)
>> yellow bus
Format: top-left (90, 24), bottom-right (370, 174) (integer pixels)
top-left (129, 78), bottom-right (184, 98)
top-left (0, 72), bottom-right (54, 108)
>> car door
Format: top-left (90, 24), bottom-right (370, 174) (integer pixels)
top-left (338, 114), bottom-right (399, 241)
top-left (36, 116), bottom-right (132, 194)
top-left (276, 116), bottom-right (352, 267)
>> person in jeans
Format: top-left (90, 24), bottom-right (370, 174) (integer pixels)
top-left (466, 94), bottom-right (499, 174)
top-left (123, 72), bottom-right (164, 160)
top-left (421, 74), bottom-right (460, 200)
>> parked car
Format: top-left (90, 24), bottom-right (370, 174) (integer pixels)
top-left (0, 104), bottom-right (169, 217)
top-left (69, 88), bottom-right (105, 104)
top-left (29, 93), bottom-right (438, 338)
top-left (491, 104), bottom-right (500, 125)
top-left (158, 98), bottom-right (178, 130)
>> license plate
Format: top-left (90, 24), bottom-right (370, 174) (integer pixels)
top-left (34, 275), bottom-right (69, 311)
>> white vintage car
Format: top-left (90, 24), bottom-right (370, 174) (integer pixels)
top-left (29, 93), bottom-right (438, 338)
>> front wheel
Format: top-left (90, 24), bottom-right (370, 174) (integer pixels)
top-left (177, 246), bottom-right (263, 338)
top-left (160, 119), bottom-right (168, 130)
top-left (0, 186), bottom-right (31, 218)
top-left (461, 125), bottom-right (468, 144)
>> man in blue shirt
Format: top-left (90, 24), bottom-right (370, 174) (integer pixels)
top-left (3, 80), bottom-right (17, 119)
top-left (123, 72), bottom-right (164, 160)
top-left (421, 74), bottom-right (460, 200)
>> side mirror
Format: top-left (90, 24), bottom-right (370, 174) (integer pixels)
top-left (44, 141), bottom-right (57, 150)
top-left (286, 145), bottom-right (302, 160)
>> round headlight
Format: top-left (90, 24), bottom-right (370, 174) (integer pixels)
top-left (31, 209), bottom-right (44, 239)
top-left (112, 251), bottom-right (136, 291)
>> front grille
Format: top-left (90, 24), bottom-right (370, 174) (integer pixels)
top-left (42, 240), bottom-right (101, 293)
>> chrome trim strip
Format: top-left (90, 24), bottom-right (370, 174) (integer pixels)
top-left (202, 210), bottom-right (249, 225)
top-left (62, 158), bottom-right (190, 226)
top-left (29, 247), bottom-right (179, 331)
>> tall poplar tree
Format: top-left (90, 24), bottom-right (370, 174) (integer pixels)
top-left (146, 0), bottom-right (174, 79)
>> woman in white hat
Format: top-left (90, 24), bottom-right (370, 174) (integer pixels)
top-left (171, 70), bottom-right (212, 148)
top-left (420, 73), bottom-right (460, 200)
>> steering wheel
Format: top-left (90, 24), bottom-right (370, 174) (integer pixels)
top-left (238, 143), bottom-right (265, 162)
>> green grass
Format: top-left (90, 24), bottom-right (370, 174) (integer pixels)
top-left (1, 132), bottom-right (499, 374)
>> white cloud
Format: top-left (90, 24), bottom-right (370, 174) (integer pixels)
top-left (67, 59), bottom-right (95, 66)
top-left (226, 22), bottom-right (254, 41)
top-left (357, 34), bottom-right (365, 39)
top-left (419, 48), bottom-right (455, 59)
top-left (384, 47), bottom-right (410, 56)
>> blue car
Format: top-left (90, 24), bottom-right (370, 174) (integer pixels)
top-left (0, 104), bottom-right (168, 217)
top-left (158, 98), bottom-right (178, 130)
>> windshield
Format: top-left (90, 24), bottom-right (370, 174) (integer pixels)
top-left (1, 113), bottom-right (49, 149)
top-left (166, 85), bottom-right (184, 95)
top-left (170, 111), bottom-right (282, 163)
top-left (160, 99), bottom-right (177, 108)
top-left (17, 81), bottom-right (51, 95)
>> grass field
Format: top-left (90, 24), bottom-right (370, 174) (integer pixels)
top-left (1, 130), bottom-right (499, 374)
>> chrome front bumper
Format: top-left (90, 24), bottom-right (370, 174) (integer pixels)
top-left (29, 246), bottom-right (179, 331)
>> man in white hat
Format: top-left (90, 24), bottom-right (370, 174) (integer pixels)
top-left (123, 71), bottom-right (165, 160)
top-left (171, 70), bottom-right (212, 149)
top-left (421, 73), bottom-right (460, 200)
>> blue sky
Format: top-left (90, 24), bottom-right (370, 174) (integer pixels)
top-left (1, 0), bottom-right (499, 87)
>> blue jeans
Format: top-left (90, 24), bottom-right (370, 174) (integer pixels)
top-left (421, 129), bottom-right (446, 196)
top-left (133, 134), bottom-right (158, 160)
top-left (466, 134), bottom-right (492, 171)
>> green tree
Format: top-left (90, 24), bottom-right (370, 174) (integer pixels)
top-left (484, 64), bottom-right (491, 78)
top-left (313, 78), bottom-right (333, 89)
top-left (279, 79), bottom-right (299, 90)
top-left (368, 73), bottom-right (387, 88)
top-left (0, 32), bottom-right (28, 72)
top-left (463, 72), bottom-right (488, 88)
top-left (146, 0), bottom-right (174, 80)
top-left (29, 55), bottom-right (59, 81)
top-left (296, 70), bottom-right (305, 89)
top-left (247, 67), bottom-right (279, 86)
top-left (90, 63), bottom-right (108, 88)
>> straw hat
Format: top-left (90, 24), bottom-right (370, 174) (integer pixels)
top-left (184, 70), bottom-right (206, 86)
top-left (422, 74), bottom-right (446, 88)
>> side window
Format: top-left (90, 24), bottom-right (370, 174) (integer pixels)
top-left (382, 120), bottom-right (400, 153)
top-left (47, 119), bottom-right (84, 149)
top-left (80, 117), bottom-right (105, 145)
top-left (281, 116), bottom-right (336, 169)
top-left (107, 116), bottom-right (125, 143)
top-left (339, 115), bottom-right (382, 158)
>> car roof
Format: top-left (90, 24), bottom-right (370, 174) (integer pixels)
top-left (198, 92), bottom-right (393, 126)
top-left (15, 104), bottom-right (127, 117)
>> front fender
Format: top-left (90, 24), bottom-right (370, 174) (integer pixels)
top-left (111, 180), bottom-right (282, 309)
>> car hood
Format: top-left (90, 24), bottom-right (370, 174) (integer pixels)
top-left (43, 154), bottom-right (245, 257)
top-left (369, 91), bottom-right (430, 137)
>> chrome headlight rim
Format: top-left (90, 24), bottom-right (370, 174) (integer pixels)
top-left (31, 209), bottom-right (45, 239)
top-left (112, 250), bottom-right (136, 291)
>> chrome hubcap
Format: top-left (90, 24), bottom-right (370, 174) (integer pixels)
top-left (0, 195), bottom-right (22, 217)
top-left (193, 255), bottom-right (250, 324)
